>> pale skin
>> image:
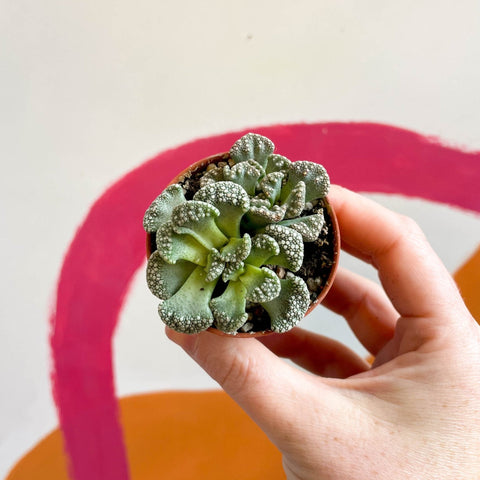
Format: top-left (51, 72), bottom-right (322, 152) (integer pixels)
top-left (166, 186), bottom-right (480, 479)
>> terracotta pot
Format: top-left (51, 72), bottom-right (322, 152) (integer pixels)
top-left (146, 153), bottom-right (340, 337)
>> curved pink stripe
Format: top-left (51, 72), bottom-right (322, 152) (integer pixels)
top-left (50, 122), bottom-right (480, 480)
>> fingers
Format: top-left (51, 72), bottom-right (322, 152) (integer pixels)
top-left (258, 327), bottom-right (370, 378)
top-left (165, 327), bottom-right (340, 444)
top-left (328, 186), bottom-right (463, 319)
top-left (166, 327), bottom-right (303, 406)
top-left (322, 267), bottom-right (398, 355)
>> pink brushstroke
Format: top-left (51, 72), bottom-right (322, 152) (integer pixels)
top-left (49, 123), bottom-right (480, 480)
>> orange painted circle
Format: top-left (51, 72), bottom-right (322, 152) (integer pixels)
top-left (454, 246), bottom-right (480, 321)
top-left (6, 391), bottom-right (285, 480)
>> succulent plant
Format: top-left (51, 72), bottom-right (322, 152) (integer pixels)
top-left (144, 133), bottom-right (332, 335)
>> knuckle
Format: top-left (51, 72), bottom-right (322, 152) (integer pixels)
top-left (217, 352), bottom-right (258, 395)
top-left (374, 213), bottom-right (425, 262)
top-left (190, 336), bottom-right (268, 398)
top-left (397, 213), bottom-right (423, 238)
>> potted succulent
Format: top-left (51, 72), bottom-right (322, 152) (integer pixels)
top-left (143, 133), bottom-right (339, 336)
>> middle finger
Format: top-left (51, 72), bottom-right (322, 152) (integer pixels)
top-left (322, 267), bottom-right (398, 355)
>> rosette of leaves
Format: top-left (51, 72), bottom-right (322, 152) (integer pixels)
top-left (144, 133), bottom-right (330, 335)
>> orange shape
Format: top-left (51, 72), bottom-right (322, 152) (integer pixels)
top-left (5, 429), bottom-right (68, 480)
top-left (121, 390), bottom-right (284, 480)
top-left (454, 246), bottom-right (480, 324)
top-left (6, 391), bottom-right (284, 480)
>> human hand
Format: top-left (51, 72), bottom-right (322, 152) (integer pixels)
top-left (166, 186), bottom-right (480, 479)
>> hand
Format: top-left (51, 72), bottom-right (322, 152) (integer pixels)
top-left (166, 186), bottom-right (480, 479)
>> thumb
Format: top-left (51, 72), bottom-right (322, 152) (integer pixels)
top-left (165, 328), bottom-right (341, 446)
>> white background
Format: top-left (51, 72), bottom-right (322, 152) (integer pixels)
top-left (1, 1), bottom-right (480, 476)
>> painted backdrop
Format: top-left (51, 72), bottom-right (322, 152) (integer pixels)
top-left (1, 1), bottom-right (479, 479)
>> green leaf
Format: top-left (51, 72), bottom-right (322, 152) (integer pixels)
top-left (222, 260), bottom-right (245, 282)
top-left (245, 234), bottom-right (280, 267)
top-left (146, 250), bottom-right (197, 300)
top-left (172, 201), bottom-right (228, 250)
top-left (156, 221), bottom-right (209, 265)
top-left (220, 234), bottom-right (251, 263)
top-left (223, 160), bottom-right (264, 196)
top-left (159, 265), bottom-right (217, 334)
top-left (143, 184), bottom-right (185, 233)
top-left (261, 277), bottom-right (310, 333)
top-left (258, 171), bottom-right (284, 206)
top-left (205, 248), bottom-right (225, 282)
top-left (283, 181), bottom-right (306, 219)
top-left (250, 197), bottom-right (271, 209)
top-left (199, 165), bottom-right (225, 187)
top-left (283, 161), bottom-right (330, 203)
top-left (264, 224), bottom-right (304, 272)
top-left (239, 264), bottom-right (281, 303)
top-left (194, 181), bottom-right (250, 238)
top-left (210, 281), bottom-right (248, 333)
top-left (265, 154), bottom-right (291, 176)
top-left (242, 203), bottom-right (286, 230)
top-left (229, 132), bottom-right (275, 169)
top-left (279, 212), bottom-right (325, 242)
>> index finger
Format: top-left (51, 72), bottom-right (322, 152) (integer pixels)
top-left (328, 186), bottom-right (463, 319)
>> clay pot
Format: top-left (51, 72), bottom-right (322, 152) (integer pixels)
top-left (146, 153), bottom-right (340, 337)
